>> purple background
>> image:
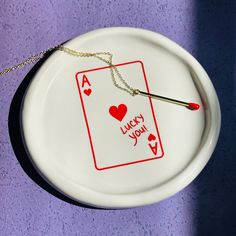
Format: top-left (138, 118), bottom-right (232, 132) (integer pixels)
top-left (0, 0), bottom-right (236, 235)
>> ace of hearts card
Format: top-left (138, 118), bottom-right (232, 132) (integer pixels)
top-left (75, 60), bottom-right (164, 170)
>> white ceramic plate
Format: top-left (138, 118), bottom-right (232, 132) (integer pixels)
top-left (21, 27), bottom-right (221, 208)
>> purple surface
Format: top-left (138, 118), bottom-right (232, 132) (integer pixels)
top-left (0, 0), bottom-right (235, 235)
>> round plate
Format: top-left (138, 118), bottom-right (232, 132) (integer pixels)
top-left (21, 27), bottom-right (221, 208)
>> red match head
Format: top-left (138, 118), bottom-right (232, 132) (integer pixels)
top-left (188, 103), bottom-right (200, 110)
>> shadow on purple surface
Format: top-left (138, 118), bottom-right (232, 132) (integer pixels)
top-left (8, 49), bottom-right (101, 210)
top-left (195, 1), bottom-right (236, 235)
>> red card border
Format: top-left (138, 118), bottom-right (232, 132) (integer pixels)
top-left (75, 60), bottom-right (164, 171)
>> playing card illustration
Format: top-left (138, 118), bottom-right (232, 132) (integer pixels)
top-left (75, 61), bottom-right (164, 170)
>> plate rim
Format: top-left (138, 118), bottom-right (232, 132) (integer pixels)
top-left (21, 27), bottom-right (221, 208)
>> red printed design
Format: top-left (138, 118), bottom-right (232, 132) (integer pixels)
top-left (84, 88), bottom-right (92, 96)
top-left (75, 61), bottom-right (164, 170)
top-left (148, 134), bottom-right (156, 141)
top-left (109, 104), bottom-right (127, 122)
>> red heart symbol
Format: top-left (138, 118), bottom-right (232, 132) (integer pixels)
top-left (109, 104), bottom-right (127, 122)
top-left (84, 88), bottom-right (92, 96)
top-left (148, 134), bottom-right (156, 141)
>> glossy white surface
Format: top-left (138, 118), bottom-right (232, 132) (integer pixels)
top-left (21, 27), bottom-right (221, 208)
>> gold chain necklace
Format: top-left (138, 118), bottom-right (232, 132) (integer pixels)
top-left (0, 45), bottom-right (200, 110)
top-left (0, 45), bottom-right (136, 96)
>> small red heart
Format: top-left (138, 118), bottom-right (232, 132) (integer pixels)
top-left (148, 134), bottom-right (156, 142)
top-left (109, 104), bottom-right (127, 122)
top-left (84, 88), bottom-right (92, 96)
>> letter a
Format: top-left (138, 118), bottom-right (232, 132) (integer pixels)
top-left (148, 142), bottom-right (158, 155)
top-left (81, 74), bottom-right (91, 88)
